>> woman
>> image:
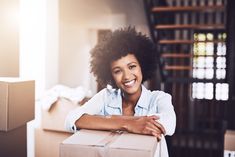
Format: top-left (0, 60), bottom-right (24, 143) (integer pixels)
top-left (65, 27), bottom-right (176, 157)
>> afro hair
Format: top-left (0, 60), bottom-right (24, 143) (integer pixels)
top-left (90, 27), bottom-right (159, 88)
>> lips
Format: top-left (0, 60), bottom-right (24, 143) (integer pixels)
top-left (123, 80), bottom-right (135, 88)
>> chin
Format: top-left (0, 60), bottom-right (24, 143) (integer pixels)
top-left (124, 87), bottom-right (140, 94)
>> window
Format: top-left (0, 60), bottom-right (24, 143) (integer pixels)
top-left (192, 32), bottom-right (228, 100)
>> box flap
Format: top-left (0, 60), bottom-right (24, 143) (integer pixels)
top-left (109, 132), bottom-right (157, 151)
top-left (0, 77), bottom-right (33, 82)
top-left (62, 129), bottom-right (113, 146)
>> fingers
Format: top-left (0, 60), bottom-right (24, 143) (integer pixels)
top-left (147, 116), bottom-right (166, 135)
top-left (151, 131), bottom-right (162, 141)
top-left (148, 115), bottom-right (160, 120)
top-left (145, 119), bottom-right (163, 135)
top-left (145, 126), bottom-right (162, 141)
top-left (147, 120), bottom-right (162, 134)
top-left (130, 115), bottom-right (165, 138)
top-left (151, 119), bottom-right (166, 135)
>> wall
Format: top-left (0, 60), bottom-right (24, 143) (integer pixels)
top-left (45, 0), bottom-right (59, 89)
top-left (0, 0), bottom-right (19, 77)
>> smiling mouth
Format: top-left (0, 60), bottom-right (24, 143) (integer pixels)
top-left (123, 80), bottom-right (135, 87)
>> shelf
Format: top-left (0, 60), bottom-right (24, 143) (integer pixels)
top-left (152, 5), bottom-right (225, 12)
top-left (155, 24), bottom-right (225, 30)
top-left (161, 53), bottom-right (225, 58)
top-left (162, 53), bottom-right (192, 58)
top-left (164, 65), bottom-right (192, 70)
top-left (158, 39), bottom-right (225, 44)
top-left (163, 77), bottom-right (227, 84)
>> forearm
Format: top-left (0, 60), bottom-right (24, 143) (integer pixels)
top-left (75, 114), bottom-right (138, 131)
top-left (75, 114), bottom-right (164, 141)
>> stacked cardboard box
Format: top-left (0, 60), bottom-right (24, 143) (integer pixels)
top-left (35, 128), bottom-right (72, 157)
top-left (0, 125), bottom-right (27, 157)
top-left (60, 129), bottom-right (158, 157)
top-left (0, 78), bottom-right (35, 157)
top-left (224, 130), bottom-right (235, 156)
top-left (35, 97), bottom-right (79, 157)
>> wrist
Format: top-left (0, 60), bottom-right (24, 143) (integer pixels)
top-left (120, 118), bottom-right (133, 132)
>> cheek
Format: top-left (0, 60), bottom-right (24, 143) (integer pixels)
top-left (112, 73), bottom-right (122, 84)
top-left (137, 69), bottom-right (143, 80)
top-left (112, 74), bottom-right (119, 82)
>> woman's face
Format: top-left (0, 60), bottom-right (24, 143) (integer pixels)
top-left (110, 54), bottom-right (143, 96)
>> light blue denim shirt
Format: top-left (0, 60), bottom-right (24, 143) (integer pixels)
top-left (65, 85), bottom-right (176, 136)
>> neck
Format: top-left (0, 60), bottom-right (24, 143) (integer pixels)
top-left (122, 86), bottom-right (142, 106)
top-left (122, 95), bottom-right (138, 106)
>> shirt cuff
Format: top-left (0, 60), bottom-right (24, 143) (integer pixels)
top-left (65, 107), bottom-right (85, 132)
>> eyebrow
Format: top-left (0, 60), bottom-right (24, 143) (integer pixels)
top-left (127, 62), bottom-right (138, 65)
top-left (111, 61), bottom-right (138, 71)
top-left (111, 67), bottom-right (120, 70)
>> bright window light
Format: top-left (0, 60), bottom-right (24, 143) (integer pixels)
top-left (20, 0), bottom-right (47, 99)
top-left (216, 83), bottom-right (229, 100)
top-left (192, 32), bottom-right (228, 101)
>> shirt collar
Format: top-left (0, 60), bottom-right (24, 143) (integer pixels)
top-left (135, 85), bottom-right (149, 110)
top-left (107, 85), bottom-right (149, 110)
top-left (107, 88), bottom-right (122, 109)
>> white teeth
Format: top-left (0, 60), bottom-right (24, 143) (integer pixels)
top-left (124, 80), bottom-right (135, 86)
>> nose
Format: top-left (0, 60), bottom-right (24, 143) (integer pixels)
top-left (123, 69), bottom-right (131, 80)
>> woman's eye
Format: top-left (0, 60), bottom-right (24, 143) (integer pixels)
top-left (113, 70), bottom-right (121, 74)
top-left (129, 65), bottom-right (136, 69)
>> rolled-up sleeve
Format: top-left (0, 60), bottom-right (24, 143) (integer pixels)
top-left (154, 92), bottom-right (176, 136)
top-left (65, 89), bottom-right (107, 132)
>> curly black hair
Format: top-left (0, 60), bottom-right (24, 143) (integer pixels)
top-left (90, 27), bottom-right (159, 88)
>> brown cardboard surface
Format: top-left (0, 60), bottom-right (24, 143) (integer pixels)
top-left (0, 78), bottom-right (35, 131)
top-left (0, 125), bottom-right (27, 157)
top-left (35, 128), bottom-right (72, 157)
top-left (108, 132), bottom-right (157, 157)
top-left (224, 130), bottom-right (235, 151)
top-left (60, 129), bottom-right (157, 157)
top-left (41, 98), bottom-right (79, 132)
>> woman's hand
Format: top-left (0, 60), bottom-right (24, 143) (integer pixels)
top-left (125, 115), bottom-right (166, 141)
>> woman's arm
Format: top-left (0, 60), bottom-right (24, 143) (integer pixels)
top-left (154, 92), bottom-right (176, 136)
top-left (76, 114), bottom-right (165, 140)
top-left (65, 89), bottom-right (107, 132)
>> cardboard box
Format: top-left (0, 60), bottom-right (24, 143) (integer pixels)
top-left (224, 130), bottom-right (235, 151)
top-left (41, 98), bottom-right (79, 132)
top-left (35, 128), bottom-right (72, 157)
top-left (0, 78), bottom-right (35, 131)
top-left (0, 125), bottom-right (27, 157)
top-left (60, 129), bottom-right (157, 157)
